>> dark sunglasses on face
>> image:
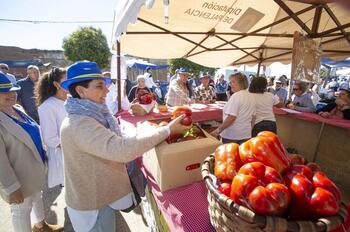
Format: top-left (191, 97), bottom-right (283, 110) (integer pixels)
top-left (1, 67), bottom-right (9, 71)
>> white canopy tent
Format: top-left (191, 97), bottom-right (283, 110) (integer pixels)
top-left (112, 0), bottom-right (350, 109)
top-left (113, 0), bottom-right (350, 68)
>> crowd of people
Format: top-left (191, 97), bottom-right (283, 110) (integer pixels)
top-left (0, 61), bottom-right (349, 232)
top-left (164, 68), bottom-right (350, 144)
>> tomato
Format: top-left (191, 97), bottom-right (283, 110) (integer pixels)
top-left (181, 116), bottom-right (192, 126)
top-left (172, 106), bottom-right (192, 118)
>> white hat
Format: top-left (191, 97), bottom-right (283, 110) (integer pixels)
top-left (137, 74), bottom-right (145, 81)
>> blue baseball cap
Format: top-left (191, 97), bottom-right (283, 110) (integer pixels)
top-left (61, 61), bottom-right (112, 90)
top-left (0, 71), bottom-right (21, 92)
top-left (178, 67), bottom-right (189, 74)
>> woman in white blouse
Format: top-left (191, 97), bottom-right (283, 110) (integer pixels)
top-left (249, 77), bottom-right (283, 137)
top-left (211, 72), bottom-right (256, 145)
top-left (35, 67), bottom-right (67, 188)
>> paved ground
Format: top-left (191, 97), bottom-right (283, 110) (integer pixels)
top-left (0, 185), bottom-right (150, 232)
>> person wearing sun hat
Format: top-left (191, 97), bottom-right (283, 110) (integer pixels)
top-left (0, 71), bottom-right (63, 232)
top-left (60, 61), bottom-right (190, 232)
top-left (267, 75), bottom-right (288, 105)
top-left (166, 67), bottom-right (192, 106)
top-left (194, 72), bottom-right (216, 104)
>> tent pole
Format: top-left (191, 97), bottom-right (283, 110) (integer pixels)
top-left (257, 61), bottom-right (262, 77)
top-left (257, 50), bottom-right (263, 77)
top-left (117, 41), bottom-right (121, 112)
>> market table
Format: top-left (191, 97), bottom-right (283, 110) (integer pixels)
top-left (116, 103), bottom-right (224, 125)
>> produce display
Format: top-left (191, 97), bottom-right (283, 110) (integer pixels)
top-left (151, 120), bottom-right (206, 144)
top-left (231, 162), bottom-right (290, 216)
top-left (130, 90), bottom-right (157, 116)
top-left (214, 131), bottom-right (342, 219)
top-left (138, 90), bottom-right (156, 105)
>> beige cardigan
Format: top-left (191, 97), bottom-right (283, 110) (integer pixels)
top-left (0, 106), bottom-right (46, 203)
top-left (60, 114), bottom-right (168, 210)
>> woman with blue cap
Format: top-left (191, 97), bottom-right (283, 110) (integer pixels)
top-left (60, 61), bottom-right (189, 232)
top-left (0, 72), bottom-right (63, 232)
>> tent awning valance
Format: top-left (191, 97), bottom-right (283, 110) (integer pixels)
top-left (0, 60), bottom-right (43, 68)
top-left (113, 0), bottom-right (350, 68)
top-left (321, 57), bottom-right (350, 67)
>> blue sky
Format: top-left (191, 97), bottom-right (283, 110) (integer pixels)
top-left (0, 0), bottom-right (117, 50)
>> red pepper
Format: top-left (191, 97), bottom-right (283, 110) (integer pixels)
top-left (214, 143), bottom-right (242, 181)
top-left (239, 132), bottom-right (290, 174)
top-left (218, 181), bottom-right (231, 197)
top-left (230, 162), bottom-right (290, 216)
top-left (284, 164), bottom-right (341, 220)
top-left (138, 93), bottom-right (153, 104)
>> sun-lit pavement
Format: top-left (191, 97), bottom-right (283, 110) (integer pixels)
top-left (0, 185), bottom-right (150, 232)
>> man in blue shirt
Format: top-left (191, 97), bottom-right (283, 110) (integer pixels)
top-left (17, 65), bottom-right (40, 123)
top-left (267, 75), bottom-right (288, 105)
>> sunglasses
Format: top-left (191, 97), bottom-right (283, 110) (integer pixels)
top-left (1, 67), bottom-right (9, 71)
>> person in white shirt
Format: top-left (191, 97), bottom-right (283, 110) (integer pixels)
top-left (104, 72), bottom-right (131, 114)
top-left (249, 77), bottom-right (283, 137)
top-left (35, 67), bottom-right (67, 188)
top-left (211, 72), bottom-right (256, 144)
top-left (144, 66), bottom-right (157, 90)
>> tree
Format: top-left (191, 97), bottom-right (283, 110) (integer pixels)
top-left (168, 58), bottom-right (216, 76)
top-left (62, 27), bottom-right (110, 68)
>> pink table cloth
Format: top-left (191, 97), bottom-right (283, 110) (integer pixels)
top-left (116, 104), bottom-right (224, 126)
top-left (273, 107), bottom-right (350, 130)
top-left (140, 158), bottom-right (215, 232)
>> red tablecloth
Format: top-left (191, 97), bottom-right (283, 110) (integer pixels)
top-left (116, 104), bottom-right (224, 125)
top-left (141, 158), bottom-right (215, 232)
top-left (273, 107), bottom-right (350, 130)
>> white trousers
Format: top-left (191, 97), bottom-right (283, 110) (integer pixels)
top-left (10, 191), bottom-right (45, 232)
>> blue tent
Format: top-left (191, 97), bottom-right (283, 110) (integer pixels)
top-left (126, 59), bottom-right (168, 70)
top-left (321, 58), bottom-right (350, 68)
top-left (0, 60), bottom-right (43, 68)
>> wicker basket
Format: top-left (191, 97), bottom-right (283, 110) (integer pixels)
top-left (201, 154), bottom-right (348, 232)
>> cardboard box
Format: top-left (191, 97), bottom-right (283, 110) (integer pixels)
top-left (140, 122), bottom-right (221, 191)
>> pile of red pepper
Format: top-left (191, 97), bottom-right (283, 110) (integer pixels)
top-left (138, 90), bottom-right (156, 105)
top-left (214, 131), bottom-right (342, 219)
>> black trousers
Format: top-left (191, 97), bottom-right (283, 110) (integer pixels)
top-left (252, 120), bottom-right (277, 137)
top-left (216, 93), bottom-right (227, 101)
top-left (221, 137), bottom-right (249, 145)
